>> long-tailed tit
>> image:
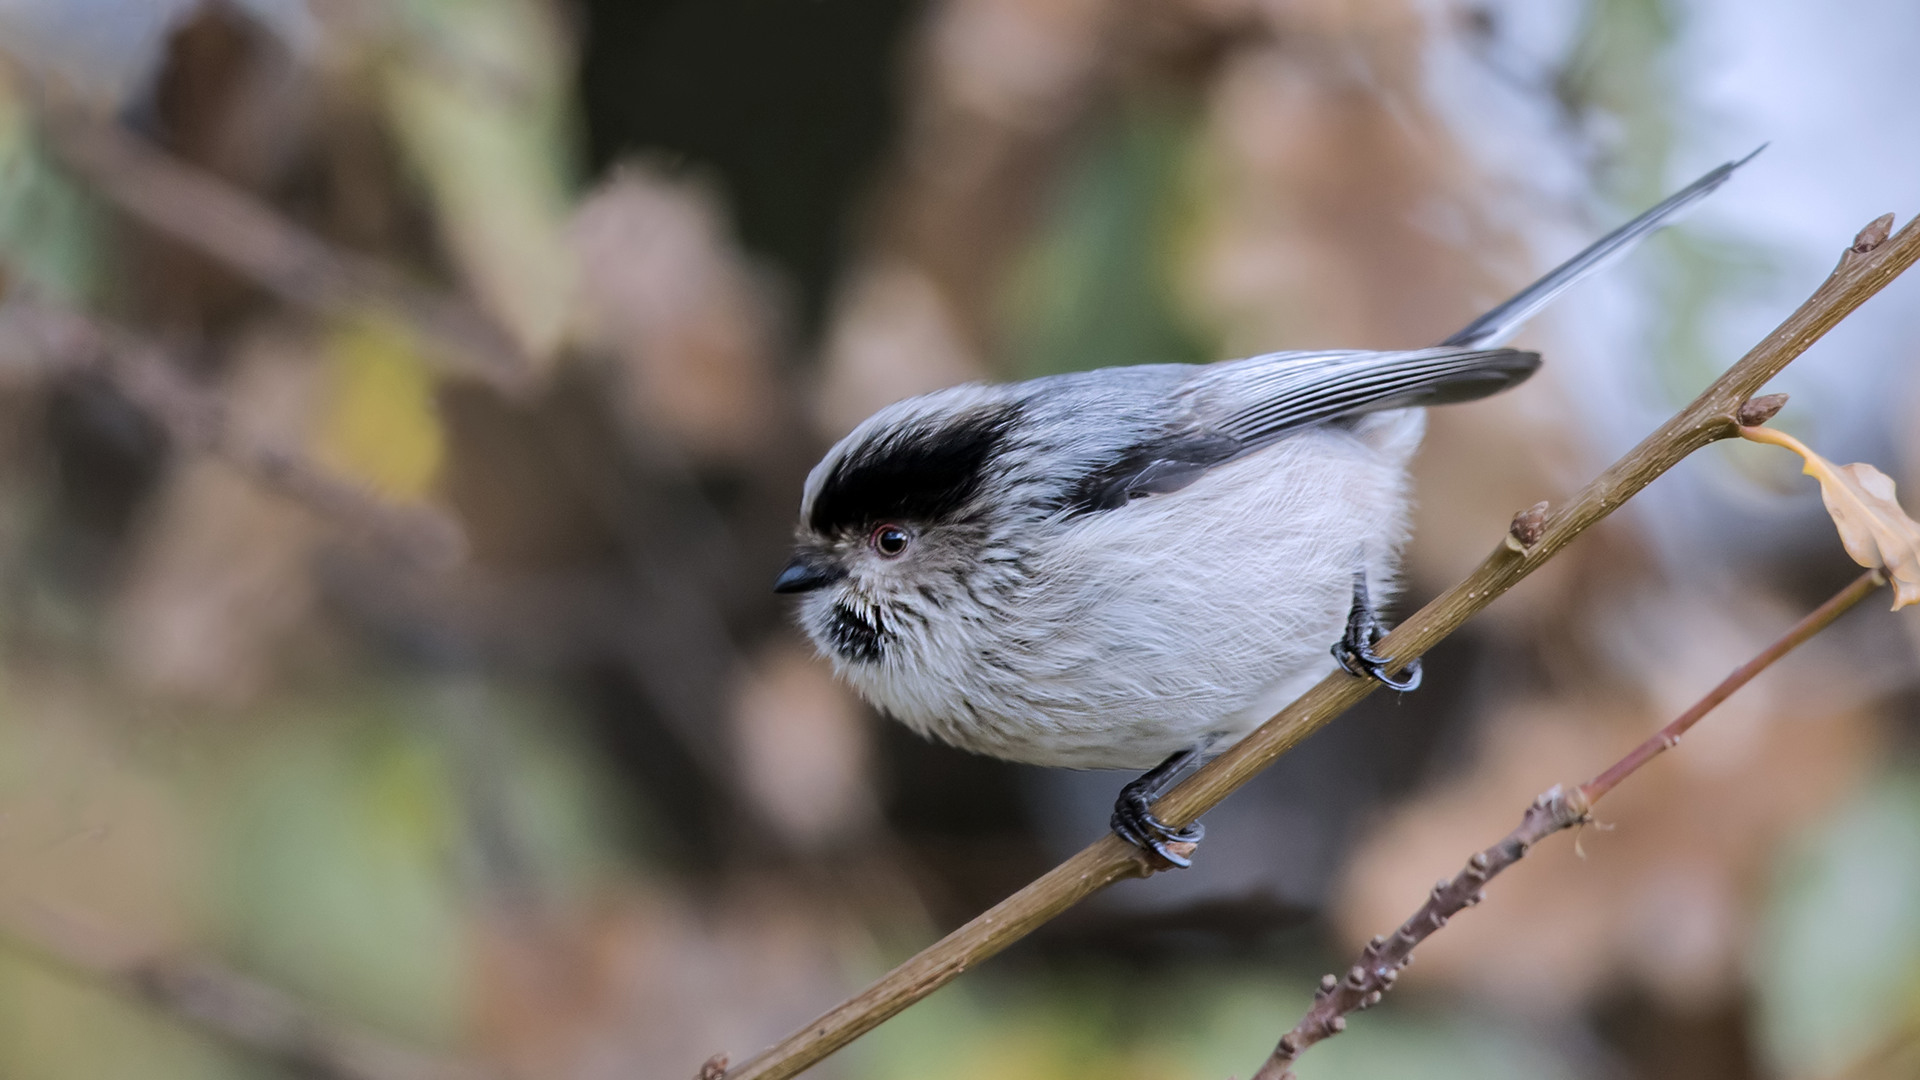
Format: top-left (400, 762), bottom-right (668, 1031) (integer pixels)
top-left (776, 152), bottom-right (1757, 866)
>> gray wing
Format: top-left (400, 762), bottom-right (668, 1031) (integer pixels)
top-left (1065, 346), bottom-right (1537, 512)
top-left (1064, 149), bottom-right (1761, 513)
top-left (1184, 346), bottom-right (1539, 446)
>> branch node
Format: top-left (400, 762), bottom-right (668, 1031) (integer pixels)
top-left (1505, 501), bottom-right (1550, 551)
top-left (1325, 1016), bottom-right (1346, 1035)
top-left (698, 1054), bottom-right (730, 1080)
top-left (1318, 973), bottom-right (1337, 994)
top-left (1738, 393), bottom-right (1789, 427)
top-left (1854, 213), bottom-right (1896, 253)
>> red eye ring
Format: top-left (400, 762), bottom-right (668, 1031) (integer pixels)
top-left (870, 524), bottom-right (910, 558)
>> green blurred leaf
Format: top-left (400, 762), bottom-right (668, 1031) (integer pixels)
top-left (1753, 773), bottom-right (1920, 1077)
top-left (0, 952), bottom-right (248, 1080)
top-left (852, 965), bottom-right (1584, 1080)
top-left (380, 0), bottom-right (576, 363)
top-left (214, 705), bottom-right (468, 1045)
top-left (1001, 101), bottom-right (1217, 378)
top-left (0, 76), bottom-right (104, 301)
top-left (204, 680), bottom-right (626, 1048)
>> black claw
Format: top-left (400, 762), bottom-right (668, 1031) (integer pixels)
top-left (1110, 749), bottom-right (1207, 869)
top-left (1111, 792), bottom-right (1204, 868)
top-left (1333, 571), bottom-right (1422, 692)
top-left (1333, 637), bottom-right (1423, 692)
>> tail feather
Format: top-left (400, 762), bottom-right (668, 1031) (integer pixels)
top-left (1441, 146), bottom-right (1764, 349)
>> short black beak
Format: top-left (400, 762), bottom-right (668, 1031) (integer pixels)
top-left (773, 554), bottom-right (845, 594)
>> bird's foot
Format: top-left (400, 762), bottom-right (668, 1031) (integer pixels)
top-left (1332, 571), bottom-right (1422, 692)
top-left (1111, 776), bottom-right (1204, 869)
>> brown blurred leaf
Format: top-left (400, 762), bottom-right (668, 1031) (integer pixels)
top-left (569, 167), bottom-right (779, 463)
top-left (729, 643), bottom-right (875, 849)
top-left (1742, 425), bottom-right (1920, 609)
top-left (818, 261), bottom-right (984, 437)
top-left (470, 885), bottom-right (859, 1080)
top-left (111, 327), bottom-right (323, 704)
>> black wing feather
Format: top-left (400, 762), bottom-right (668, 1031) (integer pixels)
top-left (1193, 347), bottom-right (1539, 449)
top-left (1063, 347), bottom-right (1537, 514)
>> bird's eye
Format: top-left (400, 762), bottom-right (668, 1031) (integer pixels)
top-left (870, 524), bottom-right (911, 558)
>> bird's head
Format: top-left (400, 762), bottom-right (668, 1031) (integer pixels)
top-left (777, 388), bottom-right (1027, 670)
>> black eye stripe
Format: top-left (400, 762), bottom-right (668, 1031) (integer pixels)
top-left (808, 403), bottom-right (1022, 534)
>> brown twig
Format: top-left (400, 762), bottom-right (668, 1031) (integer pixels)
top-left (0, 282), bottom-right (465, 570)
top-left (717, 213), bottom-right (1920, 1080)
top-left (1251, 568), bottom-right (1885, 1080)
top-left (36, 108), bottom-right (534, 391)
top-left (0, 905), bottom-right (496, 1080)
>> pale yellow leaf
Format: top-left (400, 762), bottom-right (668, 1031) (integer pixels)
top-left (316, 318), bottom-right (445, 500)
top-left (1741, 425), bottom-right (1920, 609)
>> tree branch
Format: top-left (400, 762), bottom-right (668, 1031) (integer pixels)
top-left (0, 281), bottom-right (465, 570)
top-left (36, 108), bottom-right (534, 392)
top-left (1250, 568), bottom-right (1885, 1080)
top-left (717, 212), bottom-right (1920, 1080)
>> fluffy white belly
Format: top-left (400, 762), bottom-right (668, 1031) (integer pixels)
top-left (850, 412), bottom-right (1423, 771)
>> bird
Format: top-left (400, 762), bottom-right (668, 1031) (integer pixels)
top-left (774, 151), bottom-right (1758, 867)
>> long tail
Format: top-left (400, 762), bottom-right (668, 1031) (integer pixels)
top-left (1440, 146), bottom-right (1764, 349)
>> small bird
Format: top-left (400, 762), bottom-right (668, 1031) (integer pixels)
top-left (776, 153), bottom-right (1756, 866)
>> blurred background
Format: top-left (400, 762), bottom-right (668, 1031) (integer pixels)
top-left (0, 1), bottom-right (1914, 1078)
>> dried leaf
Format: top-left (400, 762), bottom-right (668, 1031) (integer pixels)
top-left (730, 643), bottom-right (876, 848)
top-left (112, 328), bottom-right (324, 703)
top-left (570, 169), bottom-right (779, 463)
top-left (1741, 425), bottom-right (1920, 609)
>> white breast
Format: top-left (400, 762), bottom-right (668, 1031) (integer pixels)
top-left (852, 410), bottom-right (1425, 771)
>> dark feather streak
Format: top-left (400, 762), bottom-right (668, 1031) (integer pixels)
top-left (809, 403), bottom-right (1023, 534)
top-left (1063, 431), bottom-right (1241, 514)
top-left (826, 604), bottom-right (887, 663)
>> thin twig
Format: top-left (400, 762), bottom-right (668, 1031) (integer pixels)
top-left (0, 282), bottom-right (465, 570)
top-left (1251, 568), bottom-right (1884, 1080)
top-left (718, 213), bottom-right (1920, 1080)
top-left (0, 905), bottom-right (497, 1080)
top-left (1581, 568), bottom-right (1881, 802)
